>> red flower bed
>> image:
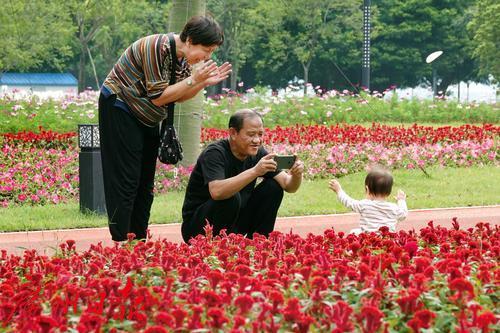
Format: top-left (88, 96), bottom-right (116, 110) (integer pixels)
top-left (202, 123), bottom-right (500, 146)
top-left (2, 127), bottom-right (76, 149)
top-left (0, 222), bottom-right (498, 332)
top-left (2, 123), bottom-right (498, 148)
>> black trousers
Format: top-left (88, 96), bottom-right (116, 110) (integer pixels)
top-left (181, 178), bottom-right (284, 242)
top-left (98, 93), bottom-right (160, 241)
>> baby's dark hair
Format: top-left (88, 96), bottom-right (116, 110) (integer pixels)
top-left (365, 167), bottom-right (393, 196)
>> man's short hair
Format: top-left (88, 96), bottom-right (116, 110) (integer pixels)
top-left (365, 166), bottom-right (393, 196)
top-left (180, 15), bottom-right (224, 46)
top-left (228, 109), bottom-right (263, 132)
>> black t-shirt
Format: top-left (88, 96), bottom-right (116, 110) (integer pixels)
top-left (182, 139), bottom-right (279, 221)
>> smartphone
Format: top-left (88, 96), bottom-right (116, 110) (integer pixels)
top-left (274, 155), bottom-right (296, 170)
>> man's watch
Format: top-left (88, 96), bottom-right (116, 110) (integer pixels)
top-left (186, 77), bottom-right (194, 87)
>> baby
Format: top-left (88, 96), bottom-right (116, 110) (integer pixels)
top-left (329, 167), bottom-right (407, 234)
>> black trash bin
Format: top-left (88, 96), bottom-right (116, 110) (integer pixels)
top-left (78, 124), bottom-right (106, 214)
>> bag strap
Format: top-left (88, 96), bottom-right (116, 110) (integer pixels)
top-left (162, 33), bottom-right (177, 131)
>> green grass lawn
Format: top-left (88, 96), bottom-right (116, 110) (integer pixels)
top-left (0, 166), bottom-right (498, 232)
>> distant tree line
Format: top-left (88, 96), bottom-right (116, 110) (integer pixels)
top-left (0, 0), bottom-right (497, 94)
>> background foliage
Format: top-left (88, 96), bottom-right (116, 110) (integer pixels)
top-left (0, 0), bottom-right (497, 93)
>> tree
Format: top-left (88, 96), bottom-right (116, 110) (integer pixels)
top-left (67, 0), bottom-right (116, 91)
top-left (246, 1), bottom-right (291, 89)
top-left (372, 0), bottom-right (479, 93)
top-left (284, 0), bottom-right (357, 94)
top-left (168, 0), bottom-right (206, 166)
top-left (468, 0), bottom-right (500, 80)
top-left (0, 0), bottom-right (74, 73)
top-left (237, 0), bottom-right (361, 92)
top-left (313, 1), bottom-right (363, 91)
top-left (91, 1), bottom-right (171, 89)
top-left (208, 0), bottom-right (258, 91)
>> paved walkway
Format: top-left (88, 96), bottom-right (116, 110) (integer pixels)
top-left (1, 205), bottom-right (499, 255)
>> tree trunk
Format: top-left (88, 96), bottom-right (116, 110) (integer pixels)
top-left (230, 59), bottom-right (239, 91)
top-left (78, 44), bottom-right (86, 93)
top-left (168, 0), bottom-right (206, 166)
top-left (437, 77), bottom-right (452, 97)
top-left (302, 62), bottom-right (310, 95)
top-left (87, 46), bottom-right (99, 89)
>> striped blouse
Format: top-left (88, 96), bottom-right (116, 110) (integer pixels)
top-left (337, 190), bottom-right (408, 233)
top-left (102, 34), bottom-right (191, 127)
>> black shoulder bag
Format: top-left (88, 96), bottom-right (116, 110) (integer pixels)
top-left (158, 33), bottom-right (183, 165)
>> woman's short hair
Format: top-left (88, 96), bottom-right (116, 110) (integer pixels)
top-left (228, 109), bottom-right (262, 132)
top-left (180, 16), bottom-right (224, 46)
top-left (365, 167), bottom-right (393, 196)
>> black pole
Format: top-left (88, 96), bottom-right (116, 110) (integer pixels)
top-left (432, 66), bottom-right (437, 97)
top-left (362, 0), bottom-right (371, 91)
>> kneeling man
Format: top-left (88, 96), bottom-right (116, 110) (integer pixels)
top-left (181, 109), bottom-right (304, 242)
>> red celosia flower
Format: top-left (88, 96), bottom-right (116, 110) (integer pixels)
top-left (177, 267), bottom-right (192, 282)
top-left (299, 266), bottom-right (312, 281)
top-left (358, 305), bottom-right (384, 333)
top-left (328, 301), bottom-right (354, 332)
top-left (66, 239), bottom-right (76, 247)
top-left (396, 288), bottom-right (422, 315)
top-left (235, 264), bottom-right (252, 277)
top-left (172, 308), bottom-right (187, 328)
top-left (283, 298), bottom-right (302, 322)
top-left (0, 303), bottom-right (16, 324)
top-left (37, 315), bottom-right (59, 333)
top-left (414, 257), bottom-right (431, 273)
top-left (477, 264), bottom-right (492, 284)
top-left (207, 307), bottom-right (229, 329)
top-left (129, 311), bottom-right (147, 330)
top-left (476, 311), bottom-right (497, 333)
top-left (144, 326), bottom-right (168, 333)
top-left (202, 290), bottom-right (222, 307)
top-left (404, 241), bottom-right (418, 258)
top-left (415, 309), bottom-right (436, 326)
top-left (155, 311), bottom-right (174, 327)
top-left (234, 294), bottom-right (254, 314)
top-left (208, 270), bottom-right (223, 289)
top-left (119, 277), bottom-right (134, 298)
top-left (396, 268), bottom-right (413, 287)
top-left (77, 312), bottom-right (104, 333)
top-left (187, 306), bottom-right (203, 330)
top-left (297, 314), bottom-right (314, 333)
top-left (449, 278), bottom-right (475, 300)
top-left (268, 290), bottom-right (284, 313)
top-left (232, 315), bottom-right (246, 330)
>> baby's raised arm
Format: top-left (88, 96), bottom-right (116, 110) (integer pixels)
top-left (329, 179), bottom-right (342, 193)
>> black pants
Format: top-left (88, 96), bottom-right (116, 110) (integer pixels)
top-left (98, 93), bottom-right (160, 241)
top-left (181, 178), bottom-right (284, 242)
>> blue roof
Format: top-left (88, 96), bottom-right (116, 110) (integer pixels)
top-left (0, 73), bottom-right (78, 86)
